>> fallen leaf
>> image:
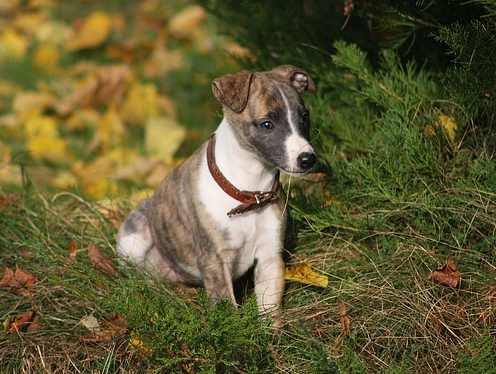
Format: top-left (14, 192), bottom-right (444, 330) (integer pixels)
top-left (0, 193), bottom-right (18, 209)
top-left (0, 266), bottom-right (38, 293)
top-left (338, 301), bottom-right (352, 335)
top-left (67, 11), bottom-right (112, 51)
top-left (27, 316), bottom-right (43, 331)
top-left (145, 116), bottom-right (186, 162)
top-left (285, 263), bottom-right (328, 288)
top-left (0, 28), bottom-right (28, 59)
top-left (88, 245), bottom-right (117, 276)
top-left (64, 240), bottom-right (77, 264)
top-left (168, 5), bottom-right (206, 40)
top-left (14, 267), bottom-right (38, 288)
top-left (19, 248), bottom-right (33, 258)
top-left (143, 47), bottom-right (184, 78)
top-left (33, 43), bottom-right (60, 72)
top-left (93, 107), bottom-right (125, 151)
top-left (129, 335), bottom-right (152, 356)
top-left (8, 310), bottom-right (36, 333)
top-left (0, 267), bottom-right (15, 288)
top-left (56, 65), bottom-right (131, 116)
top-left (80, 314), bottom-right (100, 332)
top-left (80, 314), bottom-right (127, 343)
top-left (437, 114), bottom-right (457, 144)
top-left (428, 258), bottom-right (460, 288)
top-left (24, 114), bottom-right (67, 161)
top-left (121, 83), bottom-right (160, 126)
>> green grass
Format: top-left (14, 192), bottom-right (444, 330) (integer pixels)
top-left (2, 3), bottom-right (496, 372)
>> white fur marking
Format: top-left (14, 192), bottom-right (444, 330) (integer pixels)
top-left (277, 87), bottom-right (313, 171)
top-left (117, 232), bottom-right (152, 264)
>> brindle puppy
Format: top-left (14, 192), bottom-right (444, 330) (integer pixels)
top-left (117, 65), bottom-right (316, 314)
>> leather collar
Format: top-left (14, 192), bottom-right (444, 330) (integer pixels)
top-left (207, 134), bottom-right (280, 217)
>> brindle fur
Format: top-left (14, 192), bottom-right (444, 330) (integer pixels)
top-left (117, 65), bottom-right (315, 309)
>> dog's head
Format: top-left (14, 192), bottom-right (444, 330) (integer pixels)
top-left (212, 65), bottom-right (316, 175)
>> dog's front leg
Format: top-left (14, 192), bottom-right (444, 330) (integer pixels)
top-left (254, 253), bottom-right (285, 316)
top-left (198, 253), bottom-right (236, 305)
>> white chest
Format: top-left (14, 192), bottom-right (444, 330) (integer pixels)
top-left (197, 156), bottom-right (283, 278)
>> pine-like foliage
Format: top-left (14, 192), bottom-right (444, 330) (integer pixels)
top-left (198, 0), bottom-right (496, 372)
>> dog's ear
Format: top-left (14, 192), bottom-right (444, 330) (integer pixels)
top-left (269, 65), bottom-right (316, 94)
top-left (212, 70), bottom-right (254, 113)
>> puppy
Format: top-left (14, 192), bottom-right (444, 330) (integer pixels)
top-left (117, 65), bottom-right (316, 314)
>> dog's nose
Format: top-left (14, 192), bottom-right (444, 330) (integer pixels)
top-left (297, 152), bottom-right (316, 170)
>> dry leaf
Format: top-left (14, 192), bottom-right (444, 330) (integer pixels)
top-left (437, 114), bottom-right (457, 144)
top-left (80, 314), bottom-right (127, 343)
top-left (0, 193), bottom-right (18, 209)
top-left (145, 117), bottom-right (186, 162)
top-left (33, 43), bottom-right (60, 72)
top-left (65, 239), bottom-right (77, 264)
top-left (88, 244), bottom-right (117, 276)
top-left (57, 65), bottom-right (131, 116)
top-left (24, 114), bottom-right (67, 161)
top-left (121, 83), bottom-right (159, 126)
top-left (0, 28), bottom-right (28, 59)
top-left (338, 301), bottom-right (352, 335)
top-left (285, 263), bottom-right (328, 288)
top-left (129, 335), bottom-right (152, 356)
top-left (168, 5), bottom-right (206, 40)
top-left (428, 258), bottom-right (460, 288)
top-left (0, 266), bottom-right (38, 293)
top-left (67, 11), bottom-right (112, 51)
top-left (80, 314), bottom-right (100, 332)
top-left (8, 310), bottom-right (38, 333)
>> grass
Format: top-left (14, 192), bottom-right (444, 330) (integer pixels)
top-left (1, 2), bottom-right (496, 372)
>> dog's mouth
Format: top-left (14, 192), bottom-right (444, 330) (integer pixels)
top-left (278, 167), bottom-right (312, 177)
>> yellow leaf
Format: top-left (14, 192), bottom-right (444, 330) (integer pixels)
top-left (67, 11), bottom-right (112, 51)
top-left (13, 12), bottom-right (46, 35)
top-left (97, 108), bottom-right (125, 151)
top-left (129, 189), bottom-right (155, 206)
top-left (0, 0), bottom-right (20, 15)
top-left (285, 263), bottom-right (328, 288)
top-left (145, 117), bottom-right (186, 162)
top-left (0, 28), bottom-right (28, 59)
top-left (168, 5), bottom-right (206, 40)
top-left (67, 109), bottom-right (100, 131)
top-left (437, 114), bottom-right (457, 143)
top-left (24, 114), bottom-right (67, 161)
top-left (36, 20), bottom-right (71, 46)
top-left (121, 83), bottom-right (159, 126)
top-left (33, 43), bottom-right (60, 72)
top-left (129, 335), bottom-right (152, 356)
top-left (143, 47), bottom-right (184, 78)
top-left (13, 91), bottom-right (54, 118)
top-left (52, 171), bottom-right (77, 189)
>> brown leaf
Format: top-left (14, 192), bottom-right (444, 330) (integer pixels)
top-left (80, 314), bottom-right (127, 343)
top-left (14, 267), bottom-right (38, 288)
top-left (0, 193), bottom-right (18, 209)
top-left (18, 247), bottom-right (33, 258)
top-left (88, 244), bottom-right (117, 276)
top-left (56, 65), bottom-right (131, 116)
top-left (338, 301), bottom-right (352, 335)
top-left (8, 310), bottom-right (36, 333)
top-left (65, 240), bottom-right (77, 264)
top-left (428, 258), bottom-right (461, 288)
top-left (0, 267), bottom-right (38, 294)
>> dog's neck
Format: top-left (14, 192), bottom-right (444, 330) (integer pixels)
top-left (214, 118), bottom-right (277, 192)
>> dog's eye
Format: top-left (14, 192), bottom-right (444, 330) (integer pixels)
top-left (258, 121), bottom-right (274, 130)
